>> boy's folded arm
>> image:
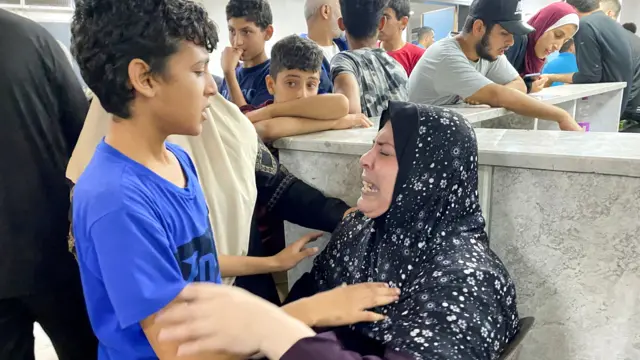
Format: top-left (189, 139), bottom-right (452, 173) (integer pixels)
top-left (254, 117), bottom-right (339, 142)
top-left (255, 94), bottom-right (349, 121)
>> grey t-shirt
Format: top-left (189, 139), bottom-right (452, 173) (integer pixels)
top-left (407, 37), bottom-right (519, 106)
top-left (331, 48), bottom-right (408, 117)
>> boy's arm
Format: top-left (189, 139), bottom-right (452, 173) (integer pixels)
top-left (219, 232), bottom-right (320, 277)
top-left (219, 255), bottom-right (278, 277)
top-left (141, 303), bottom-right (242, 360)
top-left (223, 72), bottom-right (248, 107)
top-left (246, 94), bottom-right (349, 123)
top-left (333, 74), bottom-right (362, 115)
top-left (221, 47), bottom-right (247, 107)
top-left (331, 54), bottom-right (362, 114)
top-left (254, 114), bottom-right (372, 142)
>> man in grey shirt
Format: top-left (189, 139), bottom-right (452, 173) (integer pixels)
top-left (408, 0), bottom-right (582, 131)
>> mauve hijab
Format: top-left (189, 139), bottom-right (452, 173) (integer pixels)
top-left (524, 2), bottom-right (579, 75)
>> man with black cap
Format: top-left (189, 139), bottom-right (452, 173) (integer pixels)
top-left (407, 0), bottom-right (582, 131)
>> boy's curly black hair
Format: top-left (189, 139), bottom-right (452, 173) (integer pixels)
top-left (71, 0), bottom-right (218, 119)
top-left (226, 0), bottom-right (273, 30)
top-left (339, 0), bottom-right (387, 40)
top-left (270, 35), bottom-right (324, 79)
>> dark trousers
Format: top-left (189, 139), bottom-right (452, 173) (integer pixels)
top-left (0, 281), bottom-right (97, 360)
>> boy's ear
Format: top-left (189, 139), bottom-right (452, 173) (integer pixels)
top-left (264, 24), bottom-right (274, 41)
top-left (338, 17), bottom-right (346, 32)
top-left (378, 15), bottom-right (386, 32)
top-left (266, 74), bottom-right (276, 95)
top-left (400, 16), bottom-right (409, 31)
top-left (128, 58), bottom-right (156, 99)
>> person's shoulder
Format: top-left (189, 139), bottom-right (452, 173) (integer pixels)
top-left (405, 42), bottom-right (426, 55)
top-left (373, 48), bottom-right (400, 63)
top-left (73, 155), bottom-right (137, 228)
top-left (333, 50), bottom-right (356, 62)
top-left (1, 10), bottom-right (59, 47)
top-left (74, 143), bottom-right (167, 212)
top-left (426, 38), bottom-right (460, 59)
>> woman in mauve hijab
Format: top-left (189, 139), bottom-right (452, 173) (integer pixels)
top-left (506, 2), bottom-right (580, 93)
top-left (155, 101), bottom-right (520, 360)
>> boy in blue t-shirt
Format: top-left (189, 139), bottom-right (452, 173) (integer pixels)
top-left (219, 0), bottom-right (274, 107)
top-left (70, 1), bottom-right (225, 359)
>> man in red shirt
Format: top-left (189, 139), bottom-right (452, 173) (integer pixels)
top-left (378, 0), bottom-right (425, 76)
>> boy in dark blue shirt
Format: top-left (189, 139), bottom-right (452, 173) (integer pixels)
top-left (70, 1), bottom-right (227, 359)
top-left (220, 0), bottom-right (274, 107)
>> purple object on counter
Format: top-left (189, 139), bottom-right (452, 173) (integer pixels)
top-left (578, 122), bottom-right (590, 131)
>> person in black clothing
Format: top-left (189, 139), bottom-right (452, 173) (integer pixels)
top-left (599, 0), bottom-right (640, 125)
top-left (623, 22), bottom-right (637, 34)
top-left (235, 140), bottom-right (351, 305)
top-left (545, 0), bottom-right (637, 120)
top-left (0, 9), bottom-right (97, 360)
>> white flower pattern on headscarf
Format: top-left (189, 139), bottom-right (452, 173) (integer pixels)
top-left (311, 102), bottom-right (519, 359)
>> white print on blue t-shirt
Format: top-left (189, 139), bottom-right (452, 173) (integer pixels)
top-left (176, 225), bottom-right (220, 282)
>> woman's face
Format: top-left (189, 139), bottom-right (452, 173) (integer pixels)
top-left (357, 122), bottom-right (399, 219)
top-left (534, 24), bottom-right (577, 59)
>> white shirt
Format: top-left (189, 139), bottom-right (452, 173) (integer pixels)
top-left (321, 43), bottom-right (340, 62)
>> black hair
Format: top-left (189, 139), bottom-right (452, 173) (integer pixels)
top-left (339, 0), bottom-right (387, 40)
top-left (462, 16), bottom-right (496, 34)
top-left (560, 38), bottom-right (574, 53)
top-left (71, 0), bottom-right (217, 119)
top-left (623, 22), bottom-right (637, 34)
top-left (565, 0), bottom-right (601, 13)
top-left (600, 0), bottom-right (621, 17)
top-left (226, 0), bottom-right (273, 30)
top-left (386, 0), bottom-right (411, 19)
top-left (270, 35), bottom-right (324, 79)
top-left (418, 26), bottom-right (434, 40)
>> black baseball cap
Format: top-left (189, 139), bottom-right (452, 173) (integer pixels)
top-left (468, 0), bottom-right (534, 36)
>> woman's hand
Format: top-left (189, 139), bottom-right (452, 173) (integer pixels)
top-left (156, 284), bottom-right (315, 359)
top-left (283, 283), bottom-right (401, 327)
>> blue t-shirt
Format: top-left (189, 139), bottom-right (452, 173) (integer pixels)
top-left (219, 59), bottom-right (273, 106)
top-left (72, 140), bottom-right (221, 360)
top-left (542, 52), bottom-right (578, 87)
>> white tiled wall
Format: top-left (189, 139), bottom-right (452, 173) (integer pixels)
top-left (620, 0), bottom-right (640, 27)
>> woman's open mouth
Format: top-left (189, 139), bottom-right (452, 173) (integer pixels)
top-left (362, 180), bottom-right (379, 195)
